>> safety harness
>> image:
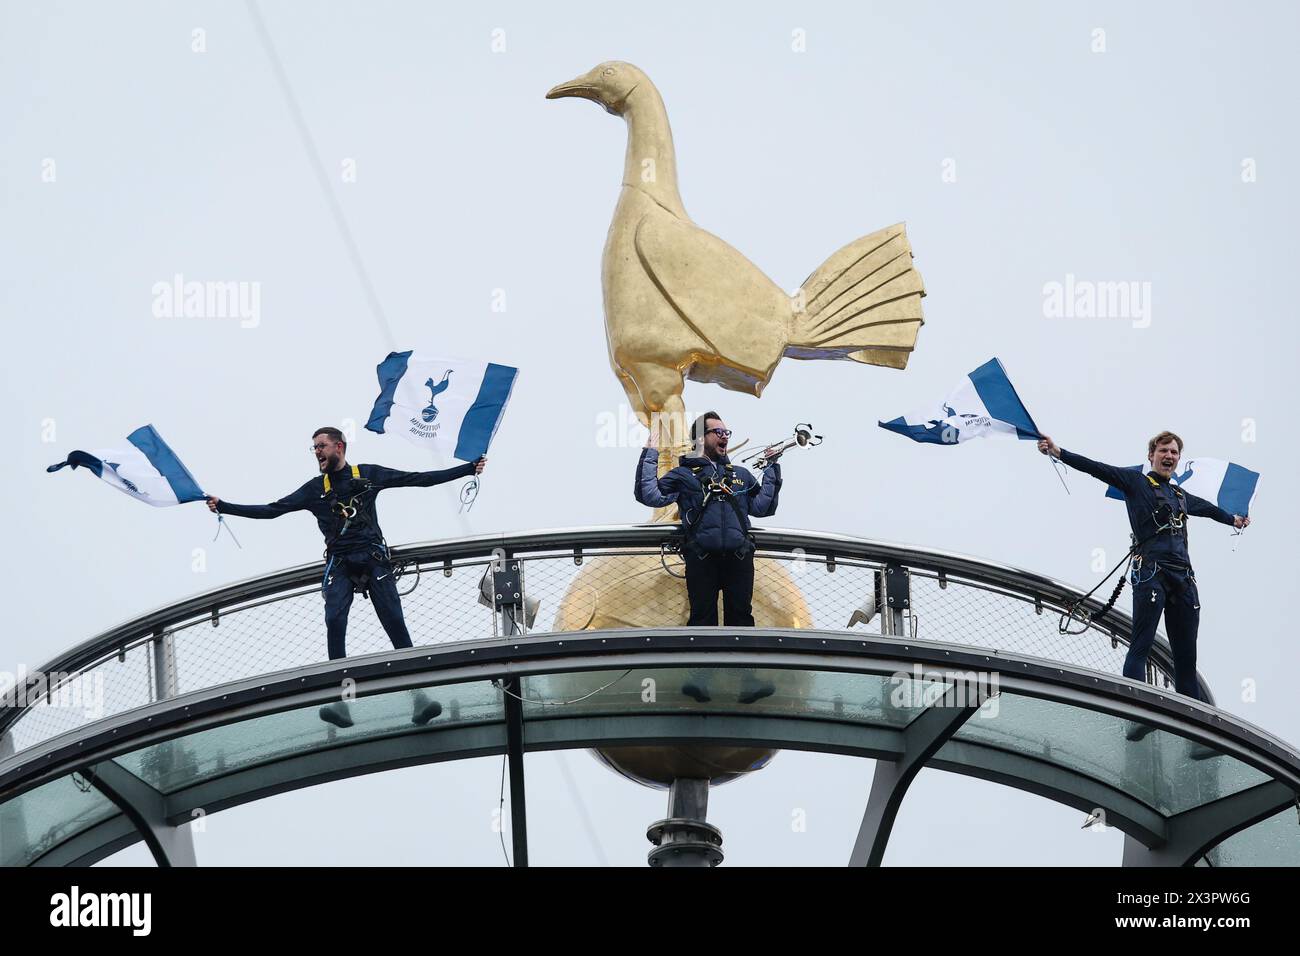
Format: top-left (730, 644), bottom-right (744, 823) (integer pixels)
top-left (1059, 473), bottom-right (1190, 635)
top-left (658, 459), bottom-right (761, 576)
top-left (322, 465), bottom-right (371, 536)
top-left (319, 465), bottom-right (397, 598)
top-left (688, 462), bottom-right (757, 557)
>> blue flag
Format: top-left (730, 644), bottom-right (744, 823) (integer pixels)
top-left (1104, 457), bottom-right (1260, 516)
top-left (880, 358), bottom-right (1040, 445)
top-left (48, 425), bottom-right (206, 507)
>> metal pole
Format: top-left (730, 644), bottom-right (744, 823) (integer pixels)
top-left (502, 675), bottom-right (529, 867)
top-left (880, 566), bottom-right (907, 636)
top-left (152, 630), bottom-right (179, 699)
top-left (849, 703), bottom-right (979, 866)
top-left (646, 778), bottom-right (723, 867)
top-left (85, 760), bottom-right (197, 867)
top-left (145, 629), bottom-right (197, 866)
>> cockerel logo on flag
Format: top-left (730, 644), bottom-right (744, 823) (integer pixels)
top-left (366, 351), bottom-right (518, 461)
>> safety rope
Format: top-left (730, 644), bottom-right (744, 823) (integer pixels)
top-left (1059, 518), bottom-right (1173, 636)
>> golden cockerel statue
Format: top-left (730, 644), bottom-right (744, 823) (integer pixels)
top-left (547, 60), bottom-right (926, 458)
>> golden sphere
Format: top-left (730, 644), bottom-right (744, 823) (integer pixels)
top-left (540, 548), bottom-right (813, 789)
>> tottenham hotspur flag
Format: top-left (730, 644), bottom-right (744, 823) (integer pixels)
top-left (879, 358), bottom-right (1041, 446)
top-left (47, 425), bottom-right (206, 506)
top-left (366, 351), bottom-right (518, 461)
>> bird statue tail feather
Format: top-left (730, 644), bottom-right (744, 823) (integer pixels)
top-left (786, 223), bottom-right (925, 370)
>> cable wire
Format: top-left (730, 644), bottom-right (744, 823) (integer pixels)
top-left (244, 0), bottom-right (396, 351)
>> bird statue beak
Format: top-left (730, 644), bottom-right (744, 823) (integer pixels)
top-left (546, 75), bottom-right (602, 104)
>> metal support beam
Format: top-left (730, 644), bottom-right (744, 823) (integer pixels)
top-left (647, 778), bottom-right (723, 867)
top-left (152, 629), bottom-right (179, 699)
top-left (1122, 780), bottom-right (1297, 867)
top-left (148, 629), bottom-right (198, 865)
top-left (84, 760), bottom-right (196, 867)
top-left (502, 675), bottom-right (529, 867)
top-left (850, 701), bottom-right (979, 866)
top-left (31, 814), bottom-right (141, 867)
top-left (933, 741), bottom-right (1167, 846)
top-left (882, 562), bottom-right (910, 637)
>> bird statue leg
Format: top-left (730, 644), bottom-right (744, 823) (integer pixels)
top-left (651, 394), bottom-right (689, 525)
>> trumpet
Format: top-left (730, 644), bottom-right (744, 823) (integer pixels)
top-left (739, 423), bottom-right (823, 470)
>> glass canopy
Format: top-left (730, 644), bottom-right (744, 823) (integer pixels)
top-left (2, 664), bottom-right (1293, 866)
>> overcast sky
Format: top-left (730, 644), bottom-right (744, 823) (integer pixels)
top-left (3, 0), bottom-right (1296, 865)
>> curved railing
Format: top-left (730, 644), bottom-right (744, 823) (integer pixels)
top-left (0, 525), bottom-right (1206, 755)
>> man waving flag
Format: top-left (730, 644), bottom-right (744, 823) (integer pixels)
top-left (879, 357), bottom-right (1041, 446)
top-left (47, 424), bottom-right (206, 507)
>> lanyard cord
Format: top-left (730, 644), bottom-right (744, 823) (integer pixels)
top-left (1059, 517), bottom-right (1173, 636)
top-left (459, 475), bottom-right (479, 513)
top-left (211, 513), bottom-right (243, 549)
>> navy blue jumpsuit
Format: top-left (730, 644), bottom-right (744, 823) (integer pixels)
top-left (1059, 449), bottom-right (1235, 700)
top-left (634, 449), bottom-right (782, 626)
top-left (217, 461), bottom-right (475, 659)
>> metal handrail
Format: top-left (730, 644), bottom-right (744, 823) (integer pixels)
top-left (0, 524), bottom-right (1205, 743)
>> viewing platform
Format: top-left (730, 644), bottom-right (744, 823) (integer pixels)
top-left (1, 526), bottom-right (1295, 867)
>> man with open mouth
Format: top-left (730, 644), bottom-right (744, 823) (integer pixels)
top-left (206, 426), bottom-right (485, 728)
top-left (1037, 430), bottom-right (1249, 720)
top-left (636, 412), bottom-right (785, 705)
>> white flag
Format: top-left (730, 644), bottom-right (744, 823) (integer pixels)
top-left (365, 351), bottom-right (517, 461)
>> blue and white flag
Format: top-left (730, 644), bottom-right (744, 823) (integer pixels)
top-left (47, 425), bottom-right (206, 507)
top-left (366, 351), bottom-right (518, 461)
top-left (1104, 458), bottom-right (1260, 516)
top-left (879, 358), bottom-right (1041, 445)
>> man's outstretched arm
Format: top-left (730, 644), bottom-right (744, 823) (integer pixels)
top-left (364, 458), bottom-right (483, 490)
top-left (1186, 491), bottom-right (1250, 529)
top-left (208, 481), bottom-right (316, 519)
top-left (1037, 435), bottom-right (1144, 494)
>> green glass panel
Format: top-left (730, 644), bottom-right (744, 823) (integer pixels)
top-left (523, 667), bottom-right (937, 727)
top-left (952, 693), bottom-right (1271, 815)
top-left (0, 773), bottom-right (118, 866)
top-left (116, 679), bottom-right (502, 794)
top-left (1205, 807), bottom-right (1300, 866)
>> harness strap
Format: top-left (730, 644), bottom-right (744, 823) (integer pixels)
top-left (1145, 473), bottom-right (1185, 494)
top-left (1143, 474), bottom-right (1189, 540)
top-left (321, 464), bottom-right (362, 494)
top-left (687, 462), bottom-right (755, 557)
